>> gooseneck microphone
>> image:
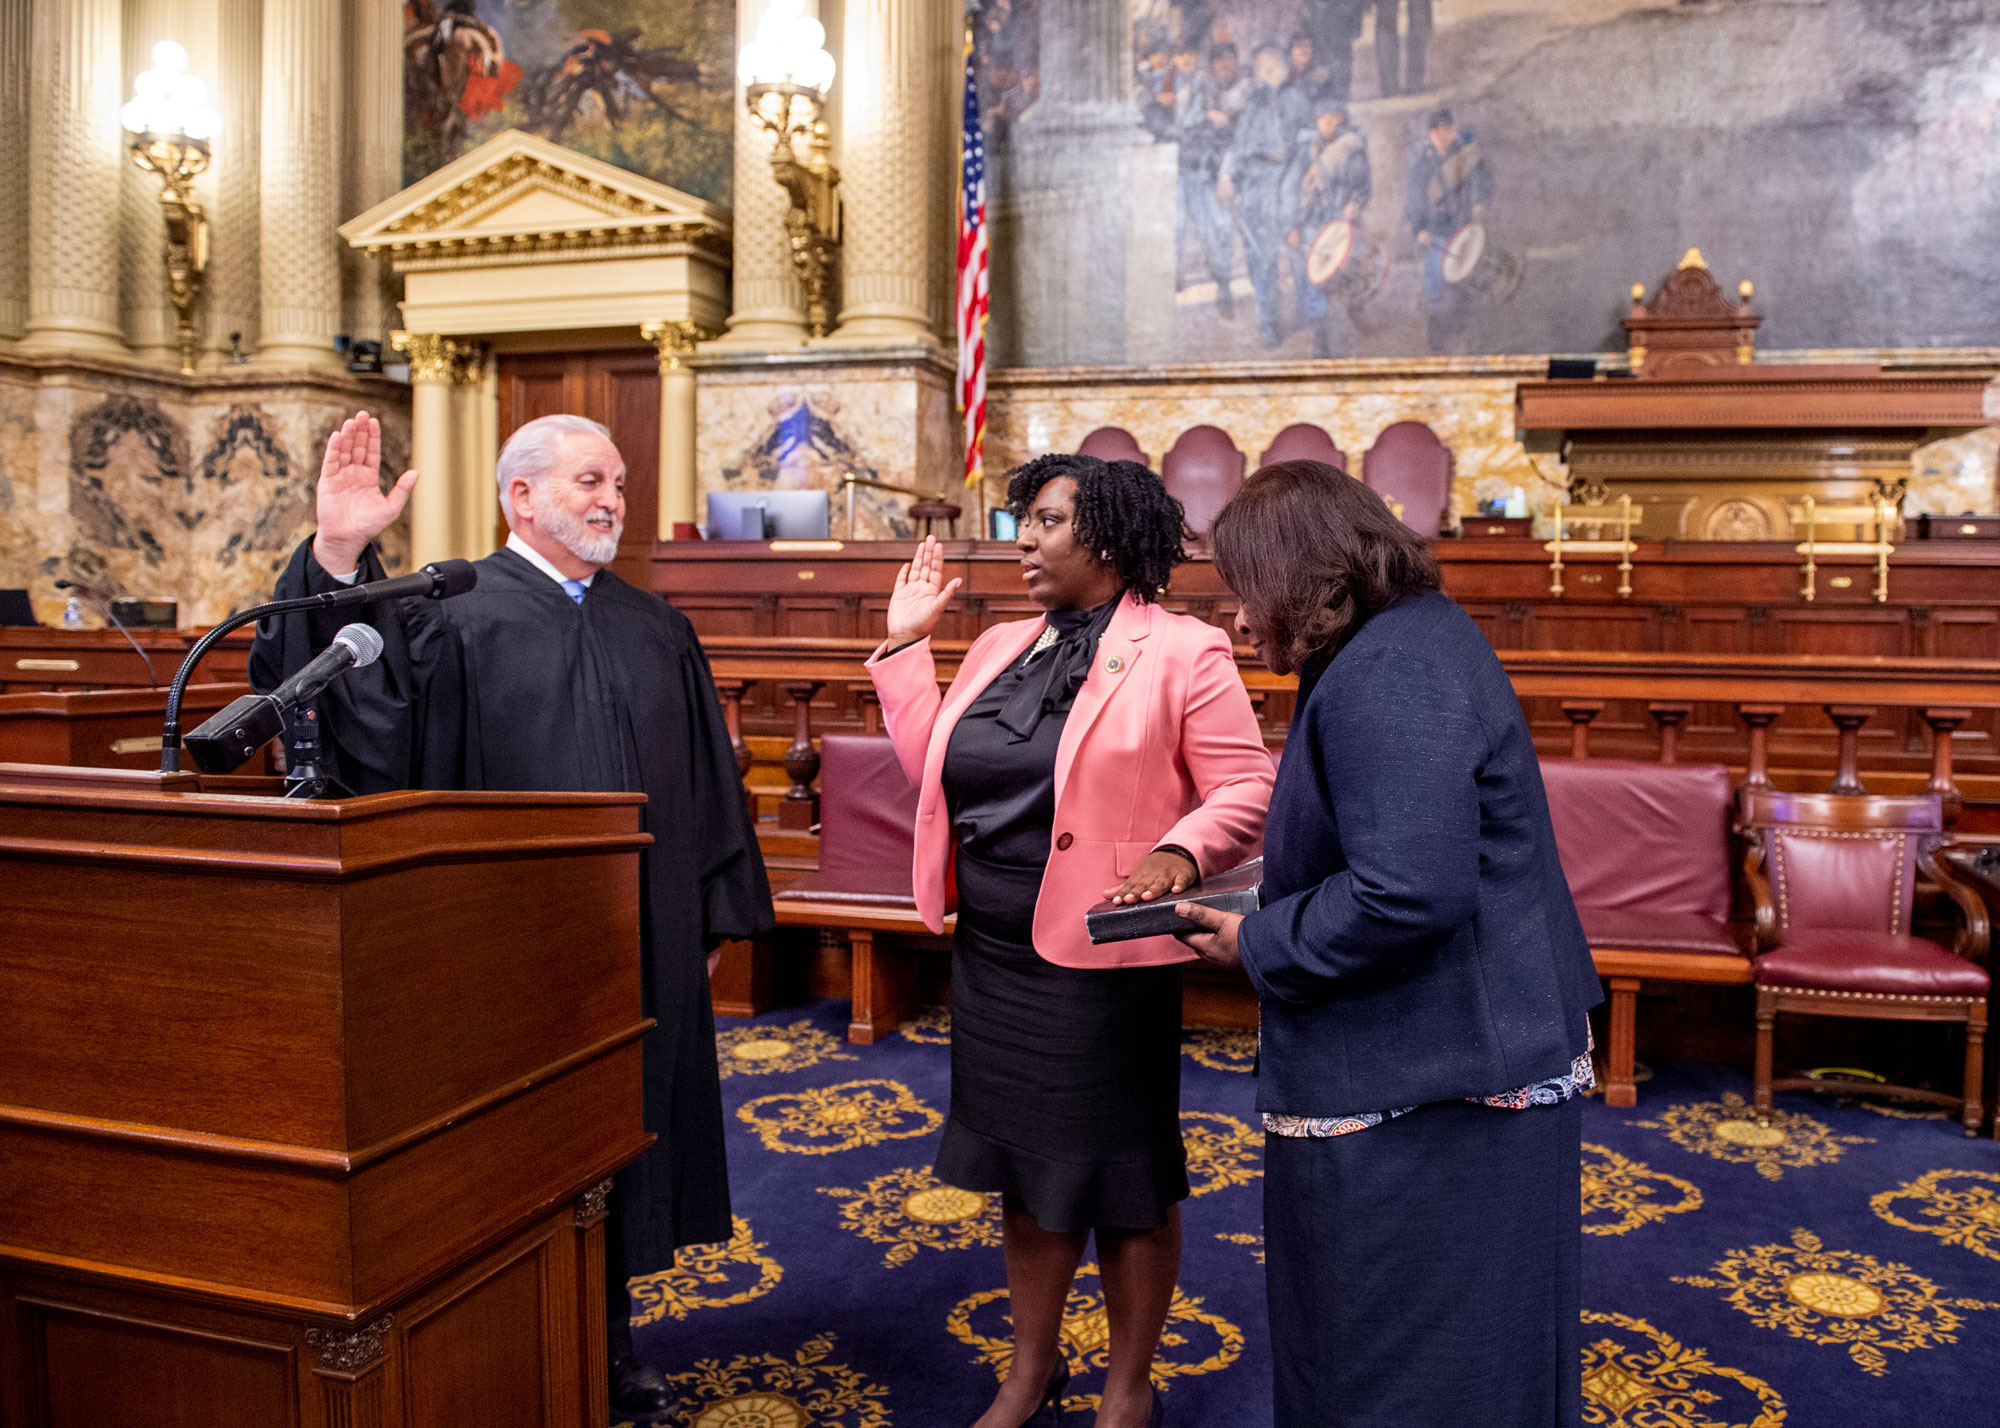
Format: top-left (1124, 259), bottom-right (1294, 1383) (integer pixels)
top-left (54, 578), bottom-right (159, 688)
top-left (182, 623), bottom-right (385, 775)
top-left (158, 558), bottom-right (478, 774)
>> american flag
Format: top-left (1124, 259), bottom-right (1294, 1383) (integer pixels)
top-left (955, 25), bottom-right (989, 489)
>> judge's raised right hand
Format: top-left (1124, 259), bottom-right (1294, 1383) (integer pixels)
top-left (884, 534), bottom-right (962, 647)
top-left (311, 411), bottom-right (420, 578)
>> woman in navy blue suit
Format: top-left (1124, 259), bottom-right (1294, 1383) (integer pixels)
top-left (1175, 460), bottom-right (1601, 1426)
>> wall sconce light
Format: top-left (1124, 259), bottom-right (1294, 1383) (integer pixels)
top-left (121, 42), bottom-right (219, 376)
top-left (740, 2), bottom-right (841, 337)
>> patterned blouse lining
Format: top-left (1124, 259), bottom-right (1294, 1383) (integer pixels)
top-left (1262, 1025), bottom-right (1596, 1139)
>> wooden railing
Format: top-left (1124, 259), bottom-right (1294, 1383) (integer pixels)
top-left (702, 638), bottom-right (2000, 837)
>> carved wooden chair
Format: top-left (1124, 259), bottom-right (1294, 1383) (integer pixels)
top-left (1742, 789), bottom-right (1990, 1135)
top-left (1077, 426), bottom-right (1150, 466)
top-left (1257, 423), bottom-right (1346, 472)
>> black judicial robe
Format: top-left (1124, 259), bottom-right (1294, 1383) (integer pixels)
top-left (251, 540), bottom-right (773, 1267)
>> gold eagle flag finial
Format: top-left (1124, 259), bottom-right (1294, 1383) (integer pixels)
top-left (1677, 247), bottom-right (1708, 270)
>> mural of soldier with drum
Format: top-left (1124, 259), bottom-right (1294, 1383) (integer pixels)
top-left (1218, 46), bottom-right (1314, 349)
top-left (1405, 106), bottom-right (1517, 354)
top-left (1287, 96), bottom-right (1380, 358)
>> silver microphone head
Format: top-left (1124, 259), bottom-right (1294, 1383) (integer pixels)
top-left (332, 622), bottom-right (386, 668)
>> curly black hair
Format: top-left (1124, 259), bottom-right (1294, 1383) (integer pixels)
top-left (1005, 453), bottom-right (1189, 602)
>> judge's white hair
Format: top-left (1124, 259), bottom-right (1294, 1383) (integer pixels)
top-left (496, 414), bottom-right (615, 530)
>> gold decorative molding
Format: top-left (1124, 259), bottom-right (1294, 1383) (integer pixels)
top-left (574, 1176), bottom-right (614, 1229)
top-left (642, 319), bottom-right (721, 372)
top-left (392, 330), bottom-right (486, 386)
top-left (306, 1314), bottom-right (394, 1375)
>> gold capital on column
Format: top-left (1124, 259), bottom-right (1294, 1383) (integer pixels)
top-left (393, 330), bottom-right (484, 385)
top-left (641, 318), bottom-right (720, 372)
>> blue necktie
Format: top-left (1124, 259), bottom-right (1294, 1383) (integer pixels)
top-left (560, 578), bottom-right (586, 606)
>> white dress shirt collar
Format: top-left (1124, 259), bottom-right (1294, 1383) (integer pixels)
top-left (506, 531), bottom-right (597, 588)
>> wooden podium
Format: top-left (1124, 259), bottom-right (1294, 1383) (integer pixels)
top-left (0, 767), bottom-right (654, 1427)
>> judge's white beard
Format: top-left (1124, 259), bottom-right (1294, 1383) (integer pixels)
top-left (532, 484), bottom-right (622, 566)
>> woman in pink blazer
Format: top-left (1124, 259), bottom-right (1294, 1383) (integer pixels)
top-left (868, 455), bottom-right (1272, 1428)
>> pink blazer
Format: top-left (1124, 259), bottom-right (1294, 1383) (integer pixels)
top-left (866, 593), bottom-right (1274, 968)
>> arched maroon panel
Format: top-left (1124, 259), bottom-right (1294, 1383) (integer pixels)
top-left (1361, 421), bottom-right (1452, 536)
top-left (1160, 425), bottom-right (1247, 535)
top-left (1076, 426), bottom-right (1149, 466)
top-left (1257, 423), bottom-right (1346, 472)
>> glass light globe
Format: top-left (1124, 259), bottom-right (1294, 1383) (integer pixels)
top-left (152, 40), bottom-right (188, 73)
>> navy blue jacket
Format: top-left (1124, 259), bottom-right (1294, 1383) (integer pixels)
top-left (1239, 592), bottom-right (1600, 1116)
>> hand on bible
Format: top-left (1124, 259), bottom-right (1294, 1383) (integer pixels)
top-left (885, 534), bottom-right (962, 647)
top-left (312, 411), bottom-right (420, 578)
top-left (1104, 850), bottom-right (1199, 905)
top-left (1174, 902), bottom-right (1244, 968)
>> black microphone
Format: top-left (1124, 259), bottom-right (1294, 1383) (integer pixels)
top-left (307, 559), bottom-right (479, 610)
top-left (183, 623), bottom-right (385, 775)
top-left (159, 557), bottom-right (475, 774)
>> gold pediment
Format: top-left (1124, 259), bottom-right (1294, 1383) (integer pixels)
top-left (340, 129), bottom-right (729, 270)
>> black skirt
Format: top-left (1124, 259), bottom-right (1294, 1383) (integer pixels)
top-left (1263, 1095), bottom-right (1584, 1427)
top-left (936, 853), bottom-right (1189, 1233)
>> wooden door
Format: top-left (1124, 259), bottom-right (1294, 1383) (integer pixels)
top-left (496, 351), bottom-right (660, 589)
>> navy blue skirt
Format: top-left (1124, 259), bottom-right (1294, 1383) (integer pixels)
top-left (1263, 1096), bottom-right (1582, 1426)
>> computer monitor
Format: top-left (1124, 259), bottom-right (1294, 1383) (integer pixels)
top-left (705, 490), bottom-right (831, 541)
top-left (0, 589), bottom-right (37, 626)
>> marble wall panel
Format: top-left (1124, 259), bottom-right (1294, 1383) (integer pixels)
top-left (695, 356), bottom-right (961, 540)
top-left (0, 357), bottom-right (410, 626)
top-left (1908, 428), bottom-right (2000, 520)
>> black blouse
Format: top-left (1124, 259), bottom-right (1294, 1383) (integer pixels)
top-left (942, 597), bottom-right (1121, 933)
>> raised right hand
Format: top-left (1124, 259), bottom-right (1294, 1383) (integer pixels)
top-left (885, 534), bottom-right (962, 647)
top-left (311, 411), bottom-right (419, 577)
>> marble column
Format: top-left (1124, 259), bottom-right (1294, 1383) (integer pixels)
top-left (207, 0), bottom-right (260, 366)
top-left (0, 0), bottom-right (30, 341)
top-left (343, 0), bottom-right (403, 353)
top-left (253, 0), bottom-right (343, 370)
top-left (710, 0), bottom-right (811, 352)
top-left (825, 0), bottom-right (944, 346)
top-left (397, 333), bottom-right (485, 566)
top-left (20, 0), bottom-right (126, 357)
top-left (644, 320), bottom-right (719, 538)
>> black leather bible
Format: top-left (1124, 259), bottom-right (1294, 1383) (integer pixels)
top-left (1084, 857), bottom-right (1264, 945)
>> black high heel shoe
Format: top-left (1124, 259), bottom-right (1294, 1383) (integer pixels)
top-left (1015, 1360), bottom-right (1070, 1426)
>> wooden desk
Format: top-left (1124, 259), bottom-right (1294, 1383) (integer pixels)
top-left (0, 684), bottom-right (273, 771)
top-left (0, 770), bottom-right (651, 1426)
top-left (0, 626), bottom-right (254, 693)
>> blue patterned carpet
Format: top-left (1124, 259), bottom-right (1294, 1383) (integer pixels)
top-left (621, 998), bottom-right (2000, 1427)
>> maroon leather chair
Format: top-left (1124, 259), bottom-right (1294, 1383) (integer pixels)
top-left (1742, 790), bottom-right (1990, 1135)
top-left (1160, 425), bottom-right (1247, 535)
top-left (772, 733), bottom-right (936, 1042)
top-left (1077, 426), bottom-right (1150, 466)
top-left (1541, 759), bottom-right (1749, 1105)
top-left (1361, 421), bottom-right (1452, 537)
top-left (1257, 423), bottom-right (1345, 471)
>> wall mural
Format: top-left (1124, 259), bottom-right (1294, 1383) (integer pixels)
top-left (402, 0), bottom-right (733, 204)
top-left (973, 0), bottom-right (2000, 367)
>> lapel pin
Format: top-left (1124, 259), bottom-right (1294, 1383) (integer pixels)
top-left (1105, 655), bottom-right (1124, 673)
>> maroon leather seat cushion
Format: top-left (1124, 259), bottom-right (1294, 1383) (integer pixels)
top-left (1576, 906), bottom-right (1741, 956)
top-left (1541, 759), bottom-right (1736, 955)
top-left (772, 733), bottom-right (919, 906)
top-left (1757, 930), bottom-right (1990, 999)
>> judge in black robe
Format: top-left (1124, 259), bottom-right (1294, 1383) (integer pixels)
top-left (249, 411), bottom-right (771, 1409)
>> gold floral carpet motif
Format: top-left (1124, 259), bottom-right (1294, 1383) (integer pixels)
top-left (629, 1217), bottom-right (784, 1328)
top-left (1631, 1092), bottom-right (1873, 1181)
top-left (715, 1021), bottom-right (859, 1079)
top-left (1579, 1310), bottom-right (1786, 1428)
top-left (896, 1006), bottom-right (951, 1044)
top-left (736, 1078), bottom-right (944, 1155)
top-left (1181, 1110), bottom-right (1265, 1196)
top-left (1582, 1141), bottom-right (1704, 1237)
top-left (1182, 1026), bottom-right (1258, 1074)
top-left (1674, 1228), bottom-right (2000, 1375)
top-left (657, 1334), bottom-right (889, 1428)
top-left (1871, 1169), bottom-right (2000, 1263)
top-left (818, 1165), bottom-right (1003, 1267)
